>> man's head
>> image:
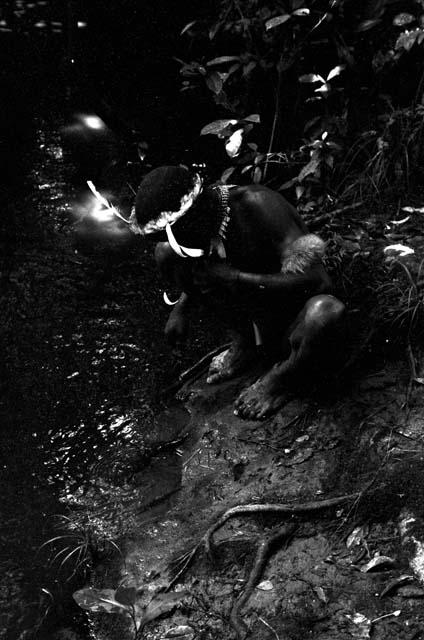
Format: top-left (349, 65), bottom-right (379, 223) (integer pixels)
top-left (132, 165), bottom-right (202, 235)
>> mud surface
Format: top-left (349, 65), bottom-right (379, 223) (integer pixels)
top-left (86, 360), bottom-right (424, 640)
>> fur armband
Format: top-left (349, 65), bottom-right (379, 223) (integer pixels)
top-left (281, 234), bottom-right (326, 274)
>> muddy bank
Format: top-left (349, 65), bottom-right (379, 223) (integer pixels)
top-left (76, 355), bottom-right (424, 640)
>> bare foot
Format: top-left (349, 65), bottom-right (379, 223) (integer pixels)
top-left (206, 343), bottom-right (256, 384)
top-left (234, 370), bottom-right (291, 419)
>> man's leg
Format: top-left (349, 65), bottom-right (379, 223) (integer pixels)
top-left (206, 325), bottom-right (258, 384)
top-left (234, 294), bottom-right (346, 420)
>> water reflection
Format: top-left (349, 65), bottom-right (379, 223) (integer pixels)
top-left (1, 117), bottom-right (187, 637)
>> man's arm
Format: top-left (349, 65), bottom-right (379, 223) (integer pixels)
top-left (202, 261), bottom-right (328, 296)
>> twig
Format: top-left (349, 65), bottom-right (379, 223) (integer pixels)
top-left (404, 340), bottom-right (418, 406)
top-left (258, 617), bottom-right (280, 640)
top-left (160, 342), bottom-right (231, 398)
top-left (230, 524), bottom-right (296, 639)
top-left (166, 545), bottom-right (200, 592)
top-left (308, 201), bottom-right (364, 230)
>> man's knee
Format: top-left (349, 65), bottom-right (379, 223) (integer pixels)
top-left (304, 294), bottom-right (345, 330)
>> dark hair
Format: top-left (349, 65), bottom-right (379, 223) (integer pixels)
top-left (135, 165), bottom-right (196, 227)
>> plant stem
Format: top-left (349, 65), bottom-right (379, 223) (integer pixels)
top-left (263, 59), bottom-right (283, 180)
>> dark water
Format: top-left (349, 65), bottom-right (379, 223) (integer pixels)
top-left (0, 3), bottom-right (223, 638)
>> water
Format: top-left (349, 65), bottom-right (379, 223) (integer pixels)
top-left (0, 105), bottom-right (216, 638)
top-left (0, 3), bottom-right (228, 636)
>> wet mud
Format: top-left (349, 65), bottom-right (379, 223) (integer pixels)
top-left (86, 361), bottom-right (424, 640)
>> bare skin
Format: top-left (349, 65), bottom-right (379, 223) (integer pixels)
top-left (153, 183), bottom-right (345, 419)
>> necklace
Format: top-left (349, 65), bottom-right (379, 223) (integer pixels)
top-left (209, 184), bottom-right (236, 259)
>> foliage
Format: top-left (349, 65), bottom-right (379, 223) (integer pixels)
top-left (73, 585), bottom-right (186, 638)
top-left (179, 0), bottom-right (424, 211)
top-left (40, 513), bottom-right (121, 581)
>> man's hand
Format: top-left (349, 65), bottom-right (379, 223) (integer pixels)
top-left (164, 307), bottom-right (189, 346)
top-left (194, 260), bottom-right (239, 288)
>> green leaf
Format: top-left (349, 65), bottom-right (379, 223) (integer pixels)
top-left (293, 8), bottom-right (310, 16)
top-left (326, 65), bottom-right (345, 81)
top-left (206, 56), bottom-right (240, 66)
top-left (200, 119), bottom-right (238, 136)
top-left (180, 21), bottom-right (196, 36)
top-left (265, 14), bottom-right (291, 30)
top-left (73, 588), bottom-right (130, 615)
top-left (393, 13), bottom-right (415, 27)
top-left (315, 83), bottom-right (330, 94)
top-left (243, 114), bottom-right (261, 123)
top-left (206, 71), bottom-right (224, 94)
top-left (279, 177), bottom-right (298, 190)
top-left (225, 129), bottom-right (244, 158)
top-left (299, 73), bottom-right (325, 83)
top-left (357, 18), bottom-right (381, 32)
top-left (395, 29), bottom-right (422, 51)
top-left (298, 158), bottom-right (320, 182)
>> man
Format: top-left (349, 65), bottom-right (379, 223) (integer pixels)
top-left (130, 165), bottom-right (345, 420)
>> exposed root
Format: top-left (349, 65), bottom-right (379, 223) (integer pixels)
top-left (230, 523), bottom-right (296, 639)
top-left (203, 492), bottom-right (360, 556)
top-left (166, 492), bottom-right (360, 595)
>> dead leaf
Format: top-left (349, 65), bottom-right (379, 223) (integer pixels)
top-left (361, 554), bottom-right (396, 573)
top-left (164, 625), bottom-right (195, 638)
top-left (380, 574), bottom-right (413, 597)
top-left (345, 612), bottom-right (371, 639)
top-left (284, 447), bottom-right (314, 466)
top-left (256, 580), bottom-right (274, 591)
top-left (314, 586), bottom-right (327, 602)
top-left (139, 591), bottom-right (187, 629)
top-left (346, 525), bottom-right (369, 549)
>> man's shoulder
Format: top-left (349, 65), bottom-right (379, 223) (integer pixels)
top-left (228, 184), bottom-right (304, 230)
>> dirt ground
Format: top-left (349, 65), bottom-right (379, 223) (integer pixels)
top-left (79, 349), bottom-right (424, 640)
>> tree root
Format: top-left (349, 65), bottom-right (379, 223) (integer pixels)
top-left (230, 523), bottom-right (296, 639)
top-left (203, 492), bottom-right (360, 556)
top-left (167, 492), bottom-right (360, 613)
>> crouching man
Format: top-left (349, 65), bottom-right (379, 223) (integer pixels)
top-left (129, 165), bottom-right (345, 420)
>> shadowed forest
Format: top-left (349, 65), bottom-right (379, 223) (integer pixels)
top-left (2, 2), bottom-right (424, 639)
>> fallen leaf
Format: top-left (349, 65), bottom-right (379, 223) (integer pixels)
top-left (346, 525), bottom-right (369, 549)
top-left (139, 591), bottom-right (187, 629)
top-left (383, 244), bottom-right (414, 256)
top-left (361, 554), bottom-right (396, 573)
top-left (164, 625), bottom-right (195, 638)
top-left (380, 574), bottom-right (413, 598)
top-left (73, 588), bottom-right (130, 614)
top-left (284, 447), bottom-right (314, 466)
top-left (256, 580), bottom-right (274, 591)
top-left (314, 586), bottom-right (327, 602)
top-left (402, 206), bottom-right (424, 214)
top-left (345, 612), bottom-right (371, 639)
